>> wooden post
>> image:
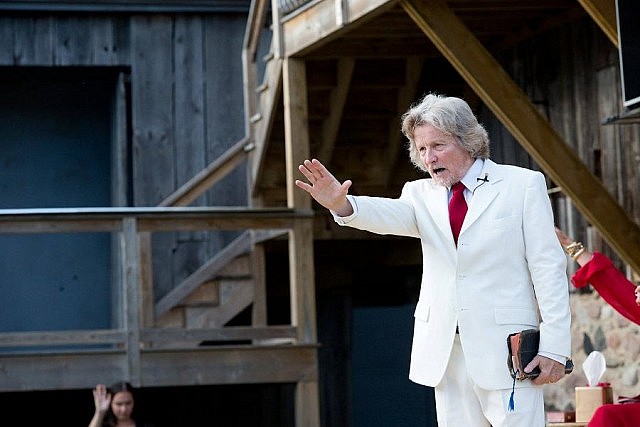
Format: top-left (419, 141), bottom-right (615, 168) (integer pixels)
top-left (283, 57), bottom-right (320, 427)
top-left (121, 217), bottom-right (142, 386)
top-left (271, 0), bottom-right (283, 59)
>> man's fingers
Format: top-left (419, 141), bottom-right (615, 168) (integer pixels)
top-left (298, 164), bottom-right (315, 182)
top-left (300, 160), bottom-right (327, 184)
top-left (311, 158), bottom-right (328, 175)
top-left (529, 356), bottom-right (566, 385)
top-left (295, 179), bottom-right (311, 192)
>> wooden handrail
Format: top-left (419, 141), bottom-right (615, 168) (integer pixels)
top-left (0, 207), bottom-right (313, 233)
top-left (0, 329), bottom-right (127, 347)
top-left (0, 326), bottom-right (296, 350)
top-left (158, 137), bottom-right (255, 207)
top-left (243, 0), bottom-right (271, 62)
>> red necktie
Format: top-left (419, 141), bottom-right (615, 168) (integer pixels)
top-left (449, 182), bottom-right (468, 245)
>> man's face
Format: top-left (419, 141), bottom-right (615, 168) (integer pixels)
top-left (414, 124), bottom-right (474, 187)
top-left (635, 285), bottom-right (640, 306)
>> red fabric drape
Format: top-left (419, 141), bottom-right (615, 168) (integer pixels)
top-left (587, 403), bottom-right (640, 426)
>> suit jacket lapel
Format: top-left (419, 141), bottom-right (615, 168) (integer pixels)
top-left (423, 181), bottom-right (451, 240)
top-left (461, 160), bottom-right (502, 233)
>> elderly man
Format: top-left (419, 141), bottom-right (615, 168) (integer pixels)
top-left (296, 93), bottom-right (571, 427)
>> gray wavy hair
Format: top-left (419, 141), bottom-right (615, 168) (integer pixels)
top-left (401, 93), bottom-right (490, 172)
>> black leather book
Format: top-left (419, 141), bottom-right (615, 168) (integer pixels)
top-left (507, 328), bottom-right (573, 380)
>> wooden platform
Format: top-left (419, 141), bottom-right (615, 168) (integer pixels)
top-left (0, 343), bottom-right (318, 392)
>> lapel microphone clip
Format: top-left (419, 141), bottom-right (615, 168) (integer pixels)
top-left (477, 173), bottom-right (489, 183)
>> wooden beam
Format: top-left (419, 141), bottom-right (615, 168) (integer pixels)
top-left (578, 0), bottom-right (618, 47)
top-left (251, 57), bottom-right (283, 197)
top-left (282, 0), bottom-right (398, 56)
top-left (122, 217), bottom-right (142, 385)
top-left (283, 56), bottom-right (317, 340)
top-left (243, 0), bottom-right (270, 62)
top-left (139, 233), bottom-right (155, 328)
top-left (283, 57), bottom-right (321, 427)
top-left (0, 329), bottom-right (126, 347)
top-left (0, 345), bottom-right (317, 392)
top-left (141, 345), bottom-right (319, 385)
top-left (250, 243), bottom-right (268, 330)
top-left (296, 380), bottom-right (321, 427)
top-left (317, 58), bottom-right (355, 164)
top-left (400, 0), bottom-right (640, 274)
top-left (271, 0), bottom-right (284, 59)
top-left (0, 325), bottom-right (297, 348)
top-left (0, 207), bottom-right (312, 234)
top-left (383, 55), bottom-right (423, 186)
top-left (140, 325), bottom-right (297, 342)
top-left (284, 58), bottom-right (312, 210)
top-left (251, 229), bottom-right (289, 335)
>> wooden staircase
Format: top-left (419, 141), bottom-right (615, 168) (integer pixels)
top-left (152, 229), bottom-right (289, 345)
top-left (155, 254), bottom-right (256, 341)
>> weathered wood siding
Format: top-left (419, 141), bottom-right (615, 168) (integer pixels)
top-left (0, 12), bottom-right (249, 300)
top-left (496, 16), bottom-right (640, 267)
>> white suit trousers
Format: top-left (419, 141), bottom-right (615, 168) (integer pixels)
top-left (434, 334), bottom-right (545, 427)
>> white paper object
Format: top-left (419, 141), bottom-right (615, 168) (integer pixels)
top-left (582, 350), bottom-right (606, 386)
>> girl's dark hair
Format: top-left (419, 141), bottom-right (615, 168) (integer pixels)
top-left (109, 381), bottom-right (135, 395)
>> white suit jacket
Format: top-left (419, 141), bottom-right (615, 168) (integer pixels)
top-left (334, 159), bottom-right (571, 390)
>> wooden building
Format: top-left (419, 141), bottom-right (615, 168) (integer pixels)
top-left (0, 0), bottom-right (638, 425)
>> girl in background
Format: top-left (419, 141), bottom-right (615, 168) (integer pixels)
top-left (89, 381), bottom-right (153, 427)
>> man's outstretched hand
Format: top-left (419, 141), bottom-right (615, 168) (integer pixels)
top-left (295, 159), bottom-right (354, 216)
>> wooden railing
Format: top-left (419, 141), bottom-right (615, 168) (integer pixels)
top-left (0, 206), bottom-right (313, 354)
top-left (278, 0), bottom-right (315, 15)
